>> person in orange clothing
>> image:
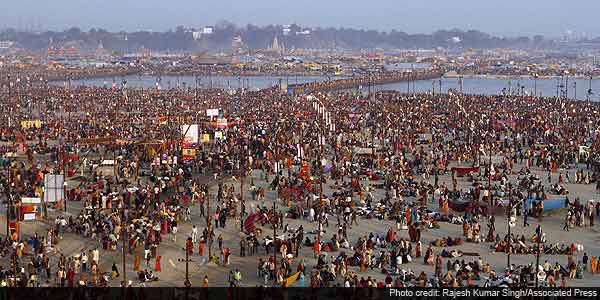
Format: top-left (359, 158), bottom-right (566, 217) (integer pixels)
top-left (590, 256), bottom-right (596, 274)
top-left (155, 255), bottom-right (161, 272)
top-left (360, 255), bottom-right (366, 273)
top-left (134, 253), bottom-right (141, 272)
top-left (313, 239), bottom-right (320, 258)
top-left (443, 198), bottom-right (449, 216)
top-left (202, 275), bottom-right (209, 287)
top-left (199, 241), bottom-right (205, 256)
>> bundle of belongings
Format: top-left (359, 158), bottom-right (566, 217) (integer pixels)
top-left (430, 236), bottom-right (464, 247)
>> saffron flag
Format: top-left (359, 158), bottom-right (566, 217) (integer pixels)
top-left (284, 271), bottom-right (301, 287)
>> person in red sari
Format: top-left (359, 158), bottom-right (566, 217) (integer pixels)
top-left (223, 247), bottom-right (231, 265)
top-left (67, 267), bottom-right (75, 287)
top-left (155, 255), bottom-right (162, 272)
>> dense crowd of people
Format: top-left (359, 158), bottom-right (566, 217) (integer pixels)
top-left (0, 71), bottom-right (599, 287)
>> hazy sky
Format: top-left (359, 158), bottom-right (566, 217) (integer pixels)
top-left (2, 0), bottom-right (597, 37)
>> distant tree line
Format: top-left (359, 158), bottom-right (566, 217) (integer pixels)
top-left (0, 22), bottom-right (559, 52)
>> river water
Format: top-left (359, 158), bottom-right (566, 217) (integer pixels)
top-left (369, 77), bottom-right (600, 101)
top-left (56, 75), bottom-right (333, 90)
top-left (58, 75), bottom-right (600, 101)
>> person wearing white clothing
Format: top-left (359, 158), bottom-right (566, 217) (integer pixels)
top-left (92, 248), bottom-right (100, 265)
top-left (191, 225), bottom-right (198, 243)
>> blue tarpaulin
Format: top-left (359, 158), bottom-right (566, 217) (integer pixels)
top-left (525, 198), bottom-right (568, 211)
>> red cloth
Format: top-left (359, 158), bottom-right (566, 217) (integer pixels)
top-left (148, 229), bottom-right (154, 242)
top-left (67, 269), bottom-right (74, 287)
top-left (199, 242), bottom-right (205, 256)
top-left (161, 220), bottom-right (167, 235)
top-left (155, 256), bottom-right (162, 272)
top-left (186, 240), bottom-right (193, 255)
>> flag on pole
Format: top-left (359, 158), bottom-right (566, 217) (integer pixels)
top-left (535, 226), bottom-right (544, 243)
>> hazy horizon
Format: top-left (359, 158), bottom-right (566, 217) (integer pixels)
top-left (1, 0), bottom-right (597, 38)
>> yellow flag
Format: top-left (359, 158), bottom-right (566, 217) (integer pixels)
top-left (284, 271), bottom-right (301, 287)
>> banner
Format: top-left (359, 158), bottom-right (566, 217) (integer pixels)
top-left (216, 118), bottom-right (228, 129)
top-left (215, 131), bottom-right (224, 140)
top-left (202, 134), bottom-right (211, 143)
top-left (181, 124), bottom-right (199, 144)
top-left (21, 197), bottom-right (41, 204)
top-left (23, 213), bottom-right (36, 221)
top-left (182, 148), bottom-right (196, 157)
top-left (21, 120), bottom-right (41, 129)
top-left (206, 109), bottom-right (219, 117)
